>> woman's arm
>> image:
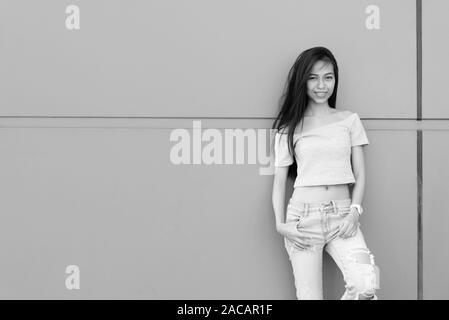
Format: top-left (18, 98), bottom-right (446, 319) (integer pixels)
top-left (350, 145), bottom-right (367, 206)
top-left (338, 145), bottom-right (367, 238)
top-left (272, 166), bottom-right (289, 233)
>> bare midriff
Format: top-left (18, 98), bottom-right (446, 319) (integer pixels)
top-left (291, 184), bottom-right (351, 203)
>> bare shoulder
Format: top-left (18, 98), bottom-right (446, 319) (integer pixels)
top-left (334, 109), bottom-right (355, 120)
top-left (337, 110), bottom-right (356, 120)
top-left (334, 109), bottom-right (354, 116)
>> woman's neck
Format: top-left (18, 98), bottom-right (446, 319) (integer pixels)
top-left (304, 103), bottom-right (333, 116)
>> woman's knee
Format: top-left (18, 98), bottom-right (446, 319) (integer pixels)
top-left (344, 248), bottom-right (380, 300)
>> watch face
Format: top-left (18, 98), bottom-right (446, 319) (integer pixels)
top-left (350, 205), bottom-right (362, 214)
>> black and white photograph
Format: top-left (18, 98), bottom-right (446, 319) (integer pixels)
top-left (0, 0), bottom-right (447, 305)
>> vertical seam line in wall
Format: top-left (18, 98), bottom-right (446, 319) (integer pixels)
top-left (417, 130), bottom-right (423, 300)
top-left (417, 0), bottom-right (422, 120)
top-left (416, 0), bottom-right (423, 300)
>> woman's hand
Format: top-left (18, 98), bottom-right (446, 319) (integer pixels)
top-left (338, 209), bottom-right (360, 238)
top-left (277, 222), bottom-right (313, 250)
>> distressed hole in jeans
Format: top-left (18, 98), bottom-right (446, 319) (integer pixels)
top-left (346, 248), bottom-right (380, 299)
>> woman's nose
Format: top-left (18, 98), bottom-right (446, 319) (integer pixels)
top-left (317, 78), bottom-right (326, 89)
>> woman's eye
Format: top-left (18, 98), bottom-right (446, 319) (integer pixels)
top-left (309, 76), bottom-right (333, 80)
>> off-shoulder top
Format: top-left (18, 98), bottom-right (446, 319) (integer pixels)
top-left (273, 112), bottom-right (369, 187)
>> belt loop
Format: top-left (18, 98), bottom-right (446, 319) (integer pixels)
top-left (332, 200), bottom-right (337, 214)
top-left (306, 203), bottom-right (310, 217)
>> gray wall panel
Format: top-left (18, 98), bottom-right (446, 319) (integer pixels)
top-left (0, 0), bottom-right (415, 118)
top-left (422, 0), bottom-right (449, 299)
top-left (0, 126), bottom-right (417, 299)
top-left (3, 0), bottom-right (445, 300)
top-left (423, 0), bottom-right (449, 118)
top-left (423, 131), bottom-right (449, 299)
top-left (0, 127), bottom-right (289, 298)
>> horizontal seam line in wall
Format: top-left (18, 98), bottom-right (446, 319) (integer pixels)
top-left (1, 116), bottom-right (449, 120)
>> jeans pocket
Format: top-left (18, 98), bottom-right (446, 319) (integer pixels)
top-left (286, 204), bottom-right (307, 221)
top-left (337, 206), bottom-right (351, 217)
top-left (287, 207), bottom-right (310, 232)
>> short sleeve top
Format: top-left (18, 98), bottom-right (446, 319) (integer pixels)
top-left (273, 112), bottom-right (369, 187)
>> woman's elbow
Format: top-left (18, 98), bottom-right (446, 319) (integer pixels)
top-left (353, 170), bottom-right (366, 183)
top-left (273, 166), bottom-right (289, 182)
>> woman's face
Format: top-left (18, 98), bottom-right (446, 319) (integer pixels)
top-left (306, 60), bottom-right (335, 104)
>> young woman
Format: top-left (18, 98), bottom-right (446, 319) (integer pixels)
top-left (271, 47), bottom-right (380, 300)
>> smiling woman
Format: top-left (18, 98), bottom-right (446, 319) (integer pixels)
top-left (307, 67), bottom-right (335, 101)
top-left (271, 46), bottom-right (380, 300)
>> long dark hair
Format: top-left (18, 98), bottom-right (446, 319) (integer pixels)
top-left (272, 46), bottom-right (339, 180)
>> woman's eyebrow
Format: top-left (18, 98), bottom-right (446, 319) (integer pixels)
top-left (309, 72), bottom-right (334, 76)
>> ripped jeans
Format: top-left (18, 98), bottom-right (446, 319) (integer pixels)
top-left (284, 198), bottom-right (380, 300)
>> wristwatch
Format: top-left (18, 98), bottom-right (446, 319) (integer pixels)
top-left (349, 204), bottom-right (363, 216)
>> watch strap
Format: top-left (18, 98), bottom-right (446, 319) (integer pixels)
top-left (350, 204), bottom-right (363, 215)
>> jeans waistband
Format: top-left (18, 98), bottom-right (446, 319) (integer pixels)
top-left (288, 198), bottom-right (352, 211)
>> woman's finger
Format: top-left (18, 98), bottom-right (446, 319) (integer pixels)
top-left (287, 238), bottom-right (309, 250)
top-left (342, 223), bottom-right (357, 238)
top-left (294, 243), bottom-right (311, 250)
top-left (293, 237), bottom-right (310, 248)
top-left (291, 236), bottom-right (311, 249)
top-left (350, 225), bottom-right (358, 237)
top-left (287, 237), bottom-right (304, 247)
top-left (338, 222), bottom-right (348, 236)
top-left (343, 224), bottom-right (355, 238)
top-left (293, 243), bottom-right (308, 250)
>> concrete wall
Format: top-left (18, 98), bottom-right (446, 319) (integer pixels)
top-left (0, 0), bottom-right (445, 299)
